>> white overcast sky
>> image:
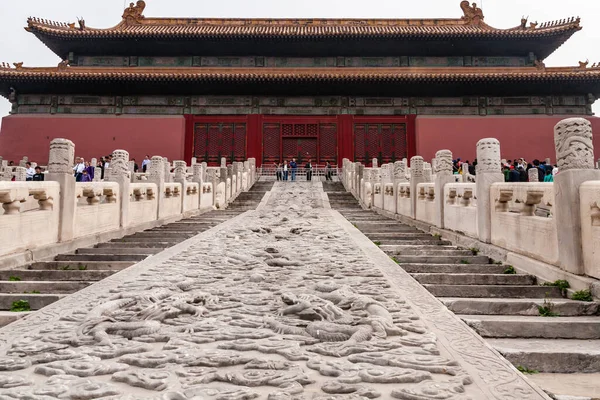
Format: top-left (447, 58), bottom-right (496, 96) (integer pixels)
top-left (0, 0), bottom-right (599, 127)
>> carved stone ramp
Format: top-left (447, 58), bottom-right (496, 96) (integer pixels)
top-left (0, 181), bottom-right (548, 399)
top-left (0, 182), bottom-right (273, 329)
top-left (325, 181), bottom-right (600, 399)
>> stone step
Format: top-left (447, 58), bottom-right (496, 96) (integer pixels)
top-left (380, 240), bottom-right (453, 246)
top-left (391, 255), bottom-right (491, 264)
top-left (0, 311), bottom-right (32, 327)
top-left (357, 227), bottom-right (422, 234)
top-left (96, 242), bottom-right (176, 249)
top-left (412, 273), bottom-right (536, 286)
top-left (0, 269), bottom-right (114, 282)
top-left (353, 224), bottom-right (419, 232)
top-left (423, 284), bottom-right (564, 299)
top-left (111, 236), bottom-right (185, 243)
top-left (0, 281), bottom-right (91, 294)
top-left (367, 234), bottom-right (437, 242)
top-left (55, 254), bottom-right (149, 262)
top-left (460, 315), bottom-right (600, 339)
top-left (76, 247), bottom-right (163, 255)
top-left (400, 263), bottom-right (507, 274)
top-left (0, 294), bottom-right (65, 310)
top-left (27, 261), bottom-right (134, 271)
top-left (528, 372), bottom-right (600, 399)
top-left (134, 231), bottom-right (196, 237)
top-left (488, 338), bottom-right (600, 373)
top-left (384, 248), bottom-right (473, 256)
top-left (442, 298), bottom-right (600, 316)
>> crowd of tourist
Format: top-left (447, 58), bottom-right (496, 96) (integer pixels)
top-left (452, 157), bottom-right (558, 182)
top-left (274, 158), bottom-right (334, 181)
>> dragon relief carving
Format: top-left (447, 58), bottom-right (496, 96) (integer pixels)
top-left (460, 1), bottom-right (484, 25)
top-left (122, 0), bottom-right (146, 24)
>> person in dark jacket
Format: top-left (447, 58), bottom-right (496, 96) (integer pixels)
top-left (32, 166), bottom-right (45, 181)
top-left (305, 159), bottom-right (313, 181)
top-left (518, 166), bottom-right (528, 182)
top-left (508, 163), bottom-right (521, 182)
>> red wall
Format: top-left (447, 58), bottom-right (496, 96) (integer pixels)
top-left (0, 115), bottom-right (186, 164)
top-left (3, 114), bottom-right (600, 167)
top-left (415, 115), bottom-right (600, 164)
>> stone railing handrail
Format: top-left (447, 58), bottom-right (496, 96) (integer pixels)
top-left (342, 118), bottom-right (600, 282)
top-left (0, 141), bottom-right (259, 261)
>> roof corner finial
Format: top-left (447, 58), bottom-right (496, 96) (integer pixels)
top-left (578, 60), bottom-right (589, 69)
top-left (460, 1), bottom-right (484, 25)
top-left (122, 0), bottom-right (146, 24)
top-left (520, 16), bottom-right (528, 29)
top-left (77, 17), bottom-right (85, 30)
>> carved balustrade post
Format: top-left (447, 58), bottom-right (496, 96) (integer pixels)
top-left (553, 118), bottom-right (600, 274)
top-left (163, 157), bottom-right (171, 183)
top-left (206, 167), bottom-right (220, 207)
top-left (528, 168), bottom-right (539, 182)
top-left (220, 166), bottom-right (229, 206)
top-left (46, 138), bottom-right (76, 242)
top-left (434, 150), bottom-right (455, 228)
top-left (173, 160), bottom-right (188, 213)
top-left (409, 156), bottom-right (425, 219)
top-left (147, 156), bottom-right (165, 220)
top-left (13, 167), bottom-right (26, 182)
top-left (476, 138), bottom-right (504, 243)
top-left (106, 149), bottom-right (130, 227)
top-left (192, 163), bottom-right (204, 208)
top-left (423, 162), bottom-right (433, 183)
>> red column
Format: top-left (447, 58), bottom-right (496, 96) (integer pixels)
top-left (406, 114), bottom-right (417, 160)
top-left (183, 115), bottom-right (194, 163)
top-left (247, 114), bottom-right (262, 167)
top-left (337, 114), bottom-right (353, 167)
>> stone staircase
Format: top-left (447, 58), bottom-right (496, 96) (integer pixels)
top-left (0, 182), bottom-right (274, 328)
top-left (325, 182), bottom-right (600, 398)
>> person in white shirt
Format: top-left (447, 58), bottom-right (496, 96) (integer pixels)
top-left (73, 157), bottom-right (85, 181)
top-left (141, 155), bottom-right (151, 172)
top-left (25, 162), bottom-right (35, 181)
top-left (283, 160), bottom-right (288, 181)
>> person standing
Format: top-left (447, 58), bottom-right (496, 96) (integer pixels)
top-left (544, 169), bottom-right (554, 182)
top-left (275, 163), bottom-right (282, 181)
top-left (290, 158), bottom-right (297, 181)
top-left (305, 159), bottom-right (313, 181)
top-left (81, 169), bottom-right (92, 182)
top-left (32, 166), bottom-right (45, 181)
top-left (325, 161), bottom-right (332, 181)
top-left (25, 162), bottom-right (35, 181)
top-left (141, 155), bottom-right (151, 173)
top-left (73, 157), bottom-right (85, 182)
top-left (283, 160), bottom-right (289, 181)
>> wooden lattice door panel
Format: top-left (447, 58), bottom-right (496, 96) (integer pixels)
top-left (319, 123), bottom-right (337, 164)
top-left (194, 124), bottom-right (208, 161)
top-left (263, 123), bottom-right (281, 164)
top-left (193, 122), bottom-right (246, 165)
top-left (354, 124), bottom-right (367, 164)
top-left (354, 122), bottom-right (408, 164)
top-left (282, 138), bottom-right (298, 161)
top-left (297, 139), bottom-right (317, 164)
top-left (233, 124), bottom-right (247, 162)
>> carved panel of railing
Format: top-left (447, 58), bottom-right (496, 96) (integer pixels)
top-left (443, 183), bottom-right (478, 238)
top-left (0, 182), bottom-right (61, 257)
top-left (128, 183), bottom-right (159, 228)
top-left (490, 183), bottom-right (558, 266)
top-left (491, 183), bottom-right (554, 218)
top-left (579, 181), bottom-right (600, 279)
top-left (415, 183), bottom-right (436, 225)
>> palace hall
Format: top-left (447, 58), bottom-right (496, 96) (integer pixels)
top-left (1, 1), bottom-right (600, 165)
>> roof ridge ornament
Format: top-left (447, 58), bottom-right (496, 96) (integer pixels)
top-left (460, 1), bottom-right (484, 25)
top-left (122, 1), bottom-right (146, 25)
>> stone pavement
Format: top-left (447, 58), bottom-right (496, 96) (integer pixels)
top-left (0, 182), bottom-right (549, 399)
